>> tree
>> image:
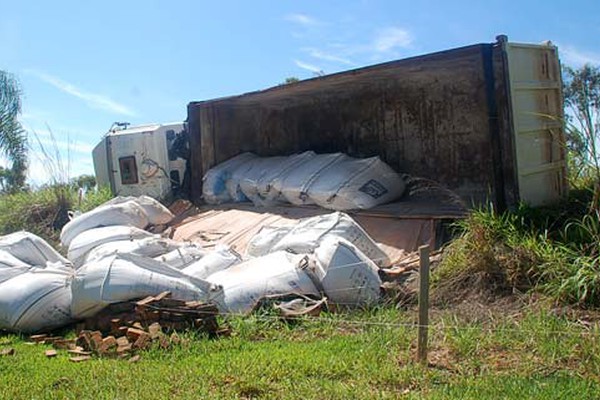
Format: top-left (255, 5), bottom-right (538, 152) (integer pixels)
top-left (280, 77), bottom-right (300, 85)
top-left (564, 65), bottom-right (600, 176)
top-left (0, 71), bottom-right (28, 191)
top-left (71, 174), bottom-right (96, 190)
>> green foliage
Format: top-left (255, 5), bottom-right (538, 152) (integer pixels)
top-left (0, 185), bottom-right (112, 248)
top-left (280, 76), bottom-right (301, 85)
top-left (435, 188), bottom-right (600, 307)
top-left (1, 308), bottom-right (599, 399)
top-left (0, 71), bottom-right (28, 191)
top-left (71, 174), bottom-right (96, 190)
top-left (563, 64), bottom-right (600, 204)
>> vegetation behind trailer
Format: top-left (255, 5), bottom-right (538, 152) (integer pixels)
top-left (187, 36), bottom-right (567, 210)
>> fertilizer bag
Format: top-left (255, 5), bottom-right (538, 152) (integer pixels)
top-left (105, 195), bottom-right (174, 225)
top-left (60, 201), bottom-right (149, 247)
top-left (312, 236), bottom-right (382, 307)
top-left (67, 225), bottom-right (155, 267)
top-left (0, 231), bottom-right (70, 266)
top-left (0, 266), bottom-right (72, 333)
top-left (71, 253), bottom-right (215, 319)
top-left (306, 156), bottom-right (406, 210)
top-left (205, 251), bottom-right (320, 314)
top-left (203, 152), bottom-right (258, 204)
top-left (261, 212), bottom-right (391, 267)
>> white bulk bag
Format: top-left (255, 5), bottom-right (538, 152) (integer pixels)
top-left (67, 225), bottom-right (155, 268)
top-left (203, 152), bottom-right (258, 204)
top-left (237, 157), bottom-right (289, 205)
top-left (227, 157), bottom-right (288, 203)
top-left (256, 151), bottom-right (316, 205)
top-left (279, 153), bottom-right (349, 205)
top-left (83, 237), bottom-right (184, 265)
top-left (71, 253), bottom-right (216, 319)
top-left (60, 201), bottom-right (149, 247)
top-left (312, 237), bottom-right (382, 307)
top-left (181, 245), bottom-right (241, 279)
top-left (0, 231), bottom-right (71, 266)
top-left (0, 250), bottom-right (32, 284)
top-left (105, 195), bottom-right (174, 225)
top-left (0, 266), bottom-right (73, 333)
top-left (206, 251), bottom-right (320, 314)
top-left (246, 225), bottom-right (293, 258)
top-left (154, 243), bottom-right (207, 269)
top-left (307, 156), bottom-right (406, 210)
top-left (257, 212), bottom-right (390, 267)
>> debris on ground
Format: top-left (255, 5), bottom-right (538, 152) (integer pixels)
top-left (26, 292), bottom-right (222, 360)
top-left (0, 193), bottom-right (446, 335)
top-left (45, 349), bottom-right (57, 358)
top-left (380, 250), bottom-right (443, 307)
top-left (0, 347), bottom-right (15, 356)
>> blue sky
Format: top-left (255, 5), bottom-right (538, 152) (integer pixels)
top-left (1, 0), bottom-right (599, 183)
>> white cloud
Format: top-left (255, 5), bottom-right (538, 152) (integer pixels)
top-left (373, 27), bottom-right (412, 53)
top-left (294, 59), bottom-right (323, 74)
top-left (284, 13), bottom-right (320, 26)
top-left (559, 44), bottom-right (600, 67)
top-left (25, 69), bottom-right (136, 116)
top-left (303, 47), bottom-right (356, 66)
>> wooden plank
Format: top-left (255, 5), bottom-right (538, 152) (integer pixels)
top-left (417, 245), bottom-right (430, 364)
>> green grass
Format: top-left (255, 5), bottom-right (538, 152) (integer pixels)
top-left (1, 307), bottom-right (599, 399)
top-left (433, 198), bottom-right (600, 307)
top-left (0, 185), bottom-right (112, 248)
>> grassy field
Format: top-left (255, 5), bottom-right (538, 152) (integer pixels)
top-left (1, 304), bottom-right (599, 399)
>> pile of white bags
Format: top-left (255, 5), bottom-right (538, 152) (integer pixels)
top-left (0, 232), bottom-right (74, 333)
top-left (278, 153), bottom-right (348, 206)
top-left (205, 237), bottom-right (383, 314)
top-left (60, 196), bottom-right (174, 247)
top-left (104, 195), bottom-right (175, 225)
top-left (246, 212), bottom-right (390, 267)
top-left (154, 243), bottom-right (207, 269)
top-left (203, 152), bottom-right (258, 204)
top-left (205, 251), bottom-right (320, 314)
top-left (181, 245), bottom-right (241, 279)
top-left (1, 193), bottom-right (389, 331)
top-left (83, 237), bottom-right (185, 266)
top-left (203, 152), bottom-right (405, 210)
top-left (71, 253), bottom-right (217, 319)
top-left (0, 266), bottom-right (73, 333)
top-left (67, 226), bottom-right (156, 267)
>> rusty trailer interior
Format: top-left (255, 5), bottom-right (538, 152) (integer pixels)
top-left (178, 37), bottom-right (567, 258)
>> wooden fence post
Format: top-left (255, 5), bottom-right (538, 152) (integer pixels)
top-left (417, 244), bottom-right (430, 365)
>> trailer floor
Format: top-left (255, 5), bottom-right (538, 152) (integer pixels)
top-left (168, 195), bottom-right (467, 264)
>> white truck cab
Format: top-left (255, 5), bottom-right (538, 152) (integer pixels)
top-left (92, 122), bottom-right (187, 200)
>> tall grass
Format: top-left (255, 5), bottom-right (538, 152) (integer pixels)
top-left (0, 127), bottom-right (113, 248)
top-left (0, 185), bottom-right (112, 248)
top-left (434, 189), bottom-right (600, 308)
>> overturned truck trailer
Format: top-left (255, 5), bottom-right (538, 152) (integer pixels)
top-left (181, 36), bottom-right (568, 254)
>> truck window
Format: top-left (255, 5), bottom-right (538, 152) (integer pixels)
top-left (119, 156), bottom-right (138, 184)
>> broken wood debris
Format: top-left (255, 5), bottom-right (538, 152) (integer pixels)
top-left (26, 292), bottom-right (222, 360)
top-left (0, 348), bottom-right (15, 356)
top-left (45, 349), bottom-right (57, 358)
